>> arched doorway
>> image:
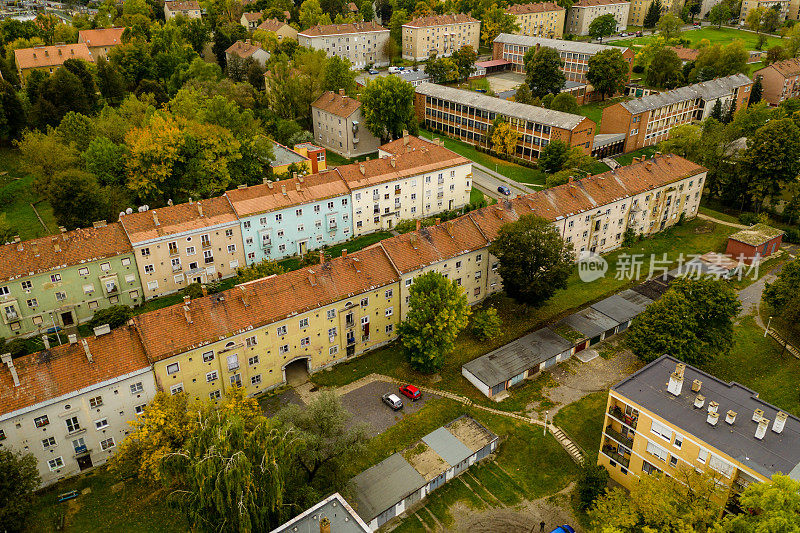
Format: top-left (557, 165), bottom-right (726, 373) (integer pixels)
top-left (282, 357), bottom-right (310, 386)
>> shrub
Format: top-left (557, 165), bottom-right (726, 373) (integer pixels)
top-left (783, 228), bottom-right (800, 244)
top-left (738, 212), bottom-right (759, 226)
top-left (87, 305), bottom-right (133, 330)
top-left (471, 307), bottom-right (502, 340)
top-left (577, 462), bottom-right (609, 511)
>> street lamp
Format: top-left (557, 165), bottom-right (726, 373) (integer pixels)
top-left (764, 316), bottom-right (773, 337)
top-left (544, 410), bottom-right (549, 436)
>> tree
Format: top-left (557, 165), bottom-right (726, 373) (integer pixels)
top-left (645, 47), bottom-right (683, 89)
top-left (743, 118), bottom-right (800, 208)
top-left (549, 92), bottom-right (579, 113)
top-left (587, 48), bottom-right (628, 100)
top-left (399, 271), bottom-right (471, 373)
top-left (46, 170), bottom-right (112, 230)
top-left (489, 215), bottom-right (574, 307)
top-left (211, 23), bottom-right (248, 69)
top-left (471, 306), bottom-right (502, 340)
top-left (31, 67), bottom-right (92, 129)
top-left (514, 83), bottom-right (533, 104)
top-left (626, 277), bottom-right (740, 366)
top-left (87, 305), bottom-right (134, 329)
top-left (708, 3), bottom-right (731, 28)
top-left (747, 5), bottom-right (766, 33)
top-left (690, 41), bottom-right (748, 82)
top-left (588, 467), bottom-right (724, 532)
top-left (0, 213), bottom-right (14, 243)
top-left (62, 58), bottom-right (98, 111)
top-left (275, 391), bottom-right (369, 505)
top-left (162, 390), bottom-right (297, 533)
top-left (0, 79), bottom-right (24, 144)
top-left (180, 19), bottom-right (211, 54)
top-left (589, 13), bottom-right (617, 41)
top-left (360, 75), bottom-right (416, 141)
top-left (710, 99), bottom-right (724, 121)
top-left (425, 55), bottom-right (457, 83)
top-left (538, 138), bottom-right (569, 173)
top-left (714, 474), bottom-right (800, 532)
top-left (764, 258), bottom-right (800, 314)
top-left (761, 6), bottom-right (782, 33)
top-left (299, 0), bottom-right (328, 30)
top-left (481, 3), bottom-right (519, 46)
top-left (657, 13), bottom-right (683, 40)
top-left (96, 57), bottom-right (127, 106)
top-left (576, 462), bottom-right (609, 511)
top-left (491, 120), bottom-right (519, 156)
top-left (389, 8), bottom-right (407, 47)
top-left (0, 449), bottom-right (40, 533)
top-left (643, 0), bottom-right (663, 28)
top-left (451, 45), bottom-right (477, 82)
top-left (322, 55), bottom-right (357, 94)
top-left (524, 46), bottom-right (565, 98)
top-left (236, 260), bottom-right (285, 282)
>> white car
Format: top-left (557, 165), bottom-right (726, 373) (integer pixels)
top-left (382, 393), bottom-right (403, 410)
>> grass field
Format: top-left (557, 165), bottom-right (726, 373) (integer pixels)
top-left (553, 391), bottom-right (608, 459)
top-left (324, 149), bottom-right (377, 167)
top-left (609, 26), bottom-right (783, 51)
top-left (312, 218), bottom-right (737, 410)
top-left (614, 146), bottom-right (658, 166)
top-left (0, 148), bottom-right (58, 240)
top-left (577, 96), bottom-right (630, 127)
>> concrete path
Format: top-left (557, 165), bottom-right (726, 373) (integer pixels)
top-left (696, 213), bottom-right (747, 229)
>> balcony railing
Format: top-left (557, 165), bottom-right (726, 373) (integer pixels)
top-left (605, 425), bottom-right (634, 448)
top-left (601, 446), bottom-right (630, 469)
top-left (608, 405), bottom-right (638, 429)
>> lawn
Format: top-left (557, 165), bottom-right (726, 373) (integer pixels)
top-left (0, 148), bottom-right (58, 240)
top-left (277, 231), bottom-right (392, 271)
top-left (553, 391), bottom-right (608, 460)
top-left (609, 26), bottom-right (783, 51)
top-left (577, 96), bottom-right (630, 127)
top-left (614, 146), bottom-right (658, 166)
top-left (325, 149), bottom-right (377, 167)
top-left (25, 467), bottom-right (185, 533)
top-left (698, 205), bottom-right (741, 224)
top-left (312, 218), bottom-right (737, 411)
top-left (418, 129), bottom-right (547, 186)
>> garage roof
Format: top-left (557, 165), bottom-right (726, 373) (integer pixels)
top-left (422, 427), bottom-right (474, 466)
top-left (590, 289), bottom-right (652, 324)
top-left (351, 453), bottom-right (426, 523)
top-left (558, 307), bottom-right (619, 340)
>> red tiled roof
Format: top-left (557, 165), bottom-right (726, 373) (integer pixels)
top-left (299, 21), bottom-right (388, 37)
top-left (14, 43), bottom-right (94, 70)
top-left (242, 11), bottom-right (262, 22)
top-left (506, 2), bottom-right (565, 14)
top-left (165, 0), bottom-right (200, 10)
top-left (573, 0), bottom-right (629, 5)
top-left (78, 27), bottom-right (125, 48)
top-left (257, 18), bottom-right (288, 31)
top-left (762, 57), bottom-right (800, 77)
top-left (405, 13), bottom-right (479, 27)
top-left (668, 46), bottom-right (699, 62)
top-left (312, 91), bottom-right (362, 118)
top-left (225, 172), bottom-right (350, 217)
top-left (119, 196), bottom-right (237, 244)
top-left (0, 326), bottom-right (150, 416)
top-left (225, 40), bottom-right (264, 59)
top-left (0, 223), bottom-right (133, 283)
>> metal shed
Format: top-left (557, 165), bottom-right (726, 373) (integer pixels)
top-left (556, 307), bottom-right (620, 349)
top-left (351, 453), bottom-right (427, 530)
top-left (590, 289), bottom-right (653, 332)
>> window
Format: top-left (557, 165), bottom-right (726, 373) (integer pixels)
top-left (386, 324), bottom-right (394, 334)
top-left (144, 264), bottom-right (154, 274)
top-left (227, 354), bottom-right (239, 371)
top-left (251, 374), bottom-right (262, 385)
top-left (385, 307), bottom-right (393, 317)
top-left (277, 325), bottom-right (287, 336)
top-left (245, 336), bottom-right (257, 347)
top-left (650, 419), bottom-right (673, 441)
top-left (27, 298), bottom-right (38, 308)
top-left (166, 362), bottom-right (180, 375)
top-left (55, 291), bottom-right (66, 301)
top-left (34, 415), bottom-right (50, 428)
top-left (329, 345), bottom-right (339, 356)
top-left (360, 297), bottom-right (368, 307)
top-left (673, 433), bottom-right (683, 449)
top-left (94, 418), bottom-right (109, 430)
top-left (299, 317), bottom-right (309, 329)
top-left (42, 436), bottom-right (56, 448)
top-left (202, 351), bottom-right (214, 362)
top-left (279, 344), bottom-right (290, 354)
top-left (295, 209), bottom-right (303, 216)
top-left (89, 396), bottom-right (103, 409)
top-left (300, 337), bottom-right (310, 347)
top-left (130, 382), bottom-right (144, 394)
top-left (186, 246), bottom-right (196, 255)
top-left (48, 457), bottom-right (64, 471)
top-left (78, 267), bottom-right (90, 277)
top-left (249, 355), bottom-right (259, 366)
top-left (225, 228), bottom-right (234, 237)
top-left (646, 441), bottom-right (668, 462)
top-left (100, 437), bottom-right (115, 451)
top-left (227, 244), bottom-right (236, 253)
top-left (405, 279), bottom-right (412, 287)
top-left (385, 289), bottom-right (393, 298)
top-left (327, 309), bottom-right (336, 320)
top-left (206, 371), bottom-right (218, 382)
top-left (170, 383), bottom-right (184, 395)
top-left (697, 448), bottom-right (708, 464)
top-left (141, 247), bottom-right (150, 257)
top-left (209, 390), bottom-right (221, 400)
top-left (669, 455), bottom-right (678, 467)
top-left (709, 454), bottom-right (734, 477)
top-left (168, 242), bottom-right (178, 255)
top-left (134, 404), bottom-right (146, 415)
top-left (50, 273), bottom-right (62, 282)
top-left (66, 417), bottom-right (81, 433)
top-left (230, 374), bottom-right (242, 387)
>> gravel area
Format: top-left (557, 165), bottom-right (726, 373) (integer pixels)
top-left (339, 380), bottom-right (440, 436)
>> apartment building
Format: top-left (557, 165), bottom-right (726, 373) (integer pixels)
top-left (298, 22), bottom-right (391, 68)
top-left (600, 74), bottom-right (753, 153)
top-left (0, 222), bottom-right (142, 339)
top-left (753, 57), bottom-right (800, 105)
top-left (311, 90), bottom-right (381, 158)
top-left (492, 34), bottom-right (634, 87)
top-left (119, 197), bottom-right (246, 300)
top-left (14, 43), bottom-right (94, 83)
top-left (600, 356), bottom-right (800, 510)
top-left (225, 172), bottom-right (352, 264)
top-left (628, 0), bottom-right (681, 25)
top-left (255, 18), bottom-right (298, 41)
top-left (132, 246), bottom-right (401, 402)
top-left (269, 141), bottom-right (326, 176)
top-left (506, 2), bottom-right (566, 39)
top-left (740, 0), bottom-right (790, 22)
top-left (566, 0), bottom-right (630, 36)
top-left (415, 82), bottom-right (596, 162)
top-left (0, 326), bottom-right (157, 487)
top-left (77, 27), bottom-right (125, 60)
top-left (402, 14), bottom-right (481, 61)
top-left (164, 0), bottom-right (202, 19)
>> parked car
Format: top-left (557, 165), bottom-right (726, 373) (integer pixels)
top-left (693, 21), bottom-right (701, 26)
top-left (635, 30), bottom-right (643, 36)
top-left (388, 66), bottom-right (401, 73)
top-left (368, 69), bottom-right (379, 74)
top-left (497, 185), bottom-right (511, 196)
top-left (548, 526), bottom-right (576, 533)
top-left (399, 384), bottom-right (421, 401)
top-left (382, 393), bottom-right (403, 410)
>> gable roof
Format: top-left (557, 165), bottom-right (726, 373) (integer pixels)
top-left (226, 40), bottom-right (266, 59)
top-left (78, 27), bottom-right (125, 48)
top-left (164, 0), bottom-right (201, 10)
top-left (573, 0), bottom-right (629, 6)
top-left (621, 74), bottom-right (752, 114)
top-left (311, 91), bottom-right (362, 118)
top-left (133, 245), bottom-right (400, 362)
top-left (14, 43), bottom-right (94, 70)
top-left (0, 223), bottom-right (133, 283)
top-left (0, 326), bottom-right (150, 419)
top-left (242, 11), bottom-right (262, 22)
top-left (506, 2), bottom-right (565, 14)
top-left (668, 45), bottom-right (699, 62)
top-left (257, 17), bottom-right (288, 31)
top-left (404, 13), bottom-right (479, 27)
top-left (225, 171), bottom-right (350, 217)
top-left (299, 21), bottom-right (388, 37)
top-left (757, 57), bottom-right (800, 77)
top-left (119, 196), bottom-right (238, 245)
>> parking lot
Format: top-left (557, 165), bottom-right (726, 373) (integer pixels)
top-left (339, 379), bottom-right (440, 436)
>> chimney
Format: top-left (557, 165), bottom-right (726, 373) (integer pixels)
top-left (725, 410), bottom-right (737, 425)
top-left (708, 401), bottom-right (719, 414)
top-left (390, 157), bottom-right (396, 168)
top-left (694, 394), bottom-right (705, 409)
top-left (773, 411), bottom-right (788, 434)
top-left (1, 353), bottom-right (19, 387)
top-left (691, 379), bottom-right (702, 393)
top-left (359, 163), bottom-right (365, 175)
top-left (403, 132), bottom-right (409, 145)
top-left (31, 242), bottom-right (39, 256)
top-left (183, 305), bottom-right (193, 324)
top-left (201, 285), bottom-right (208, 297)
top-left (435, 218), bottom-right (441, 225)
top-left (752, 408), bottom-right (764, 422)
top-left (81, 338), bottom-right (93, 363)
top-left (93, 324), bottom-right (111, 336)
top-left (68, 334), bottom-right (78, 344)
top-left (42, 335), bottom-right (50, 350)
top-left (295, 181), bottom-right (301, 192)
top-left (152, 211), bottom-right (160, 226)
top-left (197, 202), bottom-right (203, 217)
top-left (755, 417), bottom-right (769, 440)
top-left (320, 516), bottom-right (331, 533)
top-left (341, 249), bottom-right (347, 258)
top-left (59, 226), bottom-right (66, 233)
top-left (281, 184), bottom-right (287, 196)
top-left (92, 220), bottom-right (107, 228)
top-left (416, 219), bottom-right (421, 231)
top-left (319, 250), bottom-right (325, 264)
top-left (339, 88), bottom-right (345, 96)
top-left (667, 367), bottom-right (684, 396)
top-left (267, 181), bottom-right (274, 189)
top-left (167, 199), bottom-right (173, 206)
top-left (183, 294), bottom-right (191, 306)
top-left (707, 411), bottom-right (719, 426)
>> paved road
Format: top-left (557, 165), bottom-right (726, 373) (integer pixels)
top-left (472, 165), bottom-right (536, 200)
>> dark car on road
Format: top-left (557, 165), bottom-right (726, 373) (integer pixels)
top-left (399, 384), bottom-right (421, 401)
top-left (382, 393), bottom-right (403, 410)
top-left (497, 185), bottom-right (511, 195)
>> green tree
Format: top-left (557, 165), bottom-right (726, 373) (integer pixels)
top-left (87, 305), bottom-right (134, 329)
top-left (62, 58), bottom-right (98, 111)
top-left (31, 67), bottom-right (92, 129)
top-left (645, 47), bottom-right (683, 89)
top-left (322, 55), bottom-right (358, 94)
top-left (524, 46), bottom-right (565, 98)
top-left (211, 23), bottom-right (248, 68)
top-left (179, 18), bottom-right (211, 54)
top-left (0, 213), bottom-right (14, 243)
top-left (56, 111), bottom-right (95, 151)
top-left (236, 260), bottom-right (285, 282)
top-left (744, 118), bottom-right (800, 208)
top-left (0, 449), bottom-right (40, 533)
top-left (587, 48), bottom-right (628, 100)
top-left (538, 138), bottom-right (569, 173)
top-left (480, 3), bottom-right (519, 46)
top-left (46, 170), bottom-right (112, 230)
top-left (643, 0), bottom-right (663, 28)
top-left (761, 5), bottom-right (782, 33)
top-left (588, 13), bottom-right (617, 41)
top-left (514, 82), bottom-right (533, 104)
top-left (764, 258), bottom-right (800, 314)
top-left (764, 45), bottom-right (787, 65)
top-left (471, 306), bottom-right (502, 340)
top-left (626, 277), bottom-right (740, 366)
top-left (714, 474), bottom-right (800, 532)
top-left (0, 79), bottom-right (25, 143)
top-left (710, 99), bottom-right (724, 121)
top-left (576, 462), bottom-right (609, 511)
top-left (489, 214), bottom-right (574, 307)
top-left (549, 92), bottom-right (579, 113)
top-left (451, 45), bottom-right (477, 82)
top-left (399, 271), bottom-right (471, 373)
top-left (360, 74), bottom-right (416, 141)
top-left (747, 5), bottom-right (766, 32)
top-left (389, 8), bottom-right (408, 46)
top-left (425, 55), bottom-right (457, 83)
top-left (96, 56), bottom-right (128, 106)
top-left (656, 12), bottom-right (683, 40)
top-left (708, 2), bottom-right (731, 28)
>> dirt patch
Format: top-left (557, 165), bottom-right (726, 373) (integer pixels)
top-left (447, 417), bottom-right (494, 452)
top-left (694, 221), bottom-right (715, 234)
top-left (404, 444), bottom-right (449, 482)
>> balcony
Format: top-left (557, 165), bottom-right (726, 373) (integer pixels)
top-left (328, 221), bottom-right (337, 230)
top-left (601, 444), bottom-right (630, 469)
top-left (608, 405), bottom-right (638, 430)
top-left (172, 264), bottom-right (182, 272)
top-left (201, 240), bottom-right (212, 249)
top-left (346, 336), bottom-right (356, 346)
top-left (605, 425), bottom-right (634, 448)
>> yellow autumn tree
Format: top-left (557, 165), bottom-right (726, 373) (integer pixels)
top-left (491, 121), bottom-right (519, 157)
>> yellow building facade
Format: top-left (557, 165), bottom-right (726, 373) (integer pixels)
top-left (506, 2), bottom-right (566, 39)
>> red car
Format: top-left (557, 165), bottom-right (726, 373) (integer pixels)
top-left (399, 384), bottom-right (421, 401)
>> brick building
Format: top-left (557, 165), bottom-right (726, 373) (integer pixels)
top-left (753, 57), bottom-right (800, 106)
top-left (725, 224), bottom-right (784, 264)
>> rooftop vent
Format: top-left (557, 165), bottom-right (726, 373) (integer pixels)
top-left (708, 401), bottom-right (719, 414)
top-left (68, 334), bottom-right (78, 344)
top-left (707, 411), bottom-right (719, 426)
top-left (773, 411), bottom-right (788, 434)
top-left (1, 353), bottom-right (20, 387)
top-left (694, 394), bottom-right (705, 409)
top-left (93, 324), bottom-right (111, 336)
top-left (667, 368), bottom-right (684, 396)
top-left (691, 379), bottom-right (702, 392)
top-left (755, 417), bottom-right (769, 440)
top-left (725, 410), bottom-right (736, 425)
top-left (81, 338), bottom-right (93, 363)
top-left (752, 408), bottom-right (764, 422)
